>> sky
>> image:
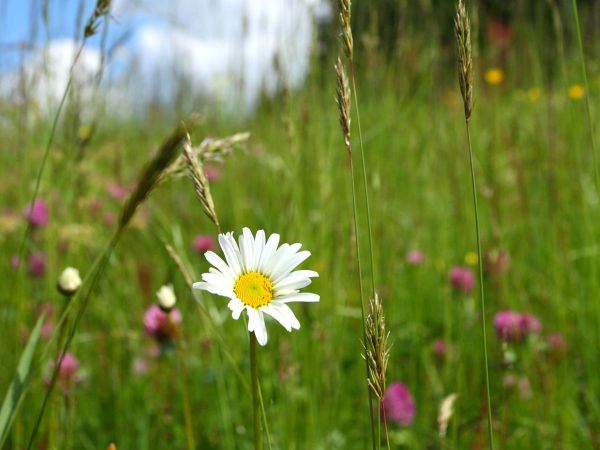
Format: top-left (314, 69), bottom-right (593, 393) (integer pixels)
top-left (0, 0), bottom-right (331, 115)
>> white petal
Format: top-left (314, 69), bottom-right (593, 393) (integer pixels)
top-left (239, 228), bottom-right (255, 272)
top-left (275, 292), bottom-right (320, 303)
top-left (200, 272), bottom-right (234, 298)
top-left (205, 251), bottom-right (235, 280)
top-left (252, 230), bottom-right (266, 270)
top-left (192, 281), bottom-right (207, 290)
top-left (264, 243), bottom-right (302, 277)
top-left (261, 303), bottom-right (300, 331)
top-left (270, 250), bottom-right (311, 283)
top-left (247, 308), bottom-right (268, 346)
top-left (274, 270), bottom-right (319, 290)
top-left (255, 310), bottom-right (268, 346)
top-left (258, 233), bottom-right (280, 272)
top-left (219, 233), bottom-right (243, 276)
top-left (227, 298), bottom-right (245, 320)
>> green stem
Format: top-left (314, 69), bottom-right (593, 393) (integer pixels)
top-left (348, 155), bottom-right (376, 450)
top-left (348, 60), bottom-right (378, 450)
top-left (350, 63), bottom-right (377, 295)
top-left (381, 404), bottom-right (391, 450)
top-left (571, 0), bottom-right (600, 194)
top-left (177, 342), bottom-right (196, 450)
top-left (249, 334), bottom-right (263, 450)
top-left (465, 121), bottom-right (494, 450)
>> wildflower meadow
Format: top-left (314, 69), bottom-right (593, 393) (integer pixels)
top-left (1, 0), bottom-right (600, 449)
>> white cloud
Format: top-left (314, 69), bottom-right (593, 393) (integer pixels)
top-left (0, 0), bottom-right (330, 116)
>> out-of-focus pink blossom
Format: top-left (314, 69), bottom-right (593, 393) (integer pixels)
top-left (519, 314), bottom-right (542, 335)
top-left (28, 253), bottom-right (46, 278)
top-left (494, 310), bottom-right (522, 341)
top-left (143, 305), bottom-right (182, 341)
top-left (193, 235), bottom-right (215, 254)
top-left (449, 266), bottom-right (475, 293)
top-left (10, 255), bottom-right (20, 270)
top-left (24, 200), bottom-right (49, 227)
top-left (547, 333), bottom-right (566, 356)
top-left (382, 382), bottom-right (415, 427)
top-left (37, 303), bottom-right (54, 340)
top-left (204, 165), bottom-right (220, 182)
top-left (433, 339), bottom-right (447, 358)
top-left (107, 183), bottom-right (129, 200)
top-left (406, 249), bottom-right (425, 265)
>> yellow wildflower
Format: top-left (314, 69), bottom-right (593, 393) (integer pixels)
top-left (568, 84), bottom-right (585, 100)
top-left (465, 251), bottom-right (478, 266)
top-left (484, 68), bottom-right (504, 85)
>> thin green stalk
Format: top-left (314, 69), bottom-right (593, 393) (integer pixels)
top-left (350, 62), bottom-right (377, 296)
top-left (349, 156), bottom-right (377, 450)
top-left (571, 0), bottom-right (600, 193)
top-left (382, 407), bottom-right (391, 450)
top-left (257, 380), bottom-right (273, 450)
top-left (177, 342), bottom-right (196, 450)
top-left (249, 334), bottom-right (263, 450)
top-left (26, 232), bottom-right (119, 450)
top-left (11, 43), bottom-right (84, 298)
top-left (465, 122), bottom-right (494, 449)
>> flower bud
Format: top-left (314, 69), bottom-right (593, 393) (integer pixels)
top-left (156, 284), bottom-right (176, 311)
top-left (57, 267), bottom-right (82, 296)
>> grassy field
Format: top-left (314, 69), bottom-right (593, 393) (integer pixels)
top-left (2, 1), bottom-right (600, 449)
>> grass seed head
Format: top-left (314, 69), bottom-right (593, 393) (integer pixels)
top-left (84, 0), bottom-right (112, 38)
top-left (339, 0), bottom-right (353, 60)
top-left (183, 133), bottom-right (221, 232)
top-left (118, 123), bottom-right (188, 230)
top-left (365, 293), bottom-right (390, 401)
top-left (455, 0), bottom-right (473, 120)
top-left (335, 57), bottom-right (352, 158)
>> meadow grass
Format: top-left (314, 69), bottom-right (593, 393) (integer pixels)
top-left (2, 3), bottom-right (600, 449)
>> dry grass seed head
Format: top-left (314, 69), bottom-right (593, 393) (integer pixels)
top-left (339, 0), bottom-right (353, 60)
top-left (455, 0), bottom-right (473, 120)
top-left (335, 57), bottom-right (352, 157)
top-left (365, 293), bottom-right (390, 400)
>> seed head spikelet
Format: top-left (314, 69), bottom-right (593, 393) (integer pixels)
top-left (118, 124), bottom-right (188, 230)
top-left (455, 0), bottom-right (473, 120)
top-left (84, 0), bottom-right (112, 38)
top-left (364, 293), bottom-right (389, 401)
top-left (339, 0), bottom-right (353, 60)
top-left (335, 57), bottom-right (352, 157)
top-left (182, 133), bottom-right (221, 231)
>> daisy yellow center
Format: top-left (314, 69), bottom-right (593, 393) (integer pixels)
top-left (234, 272), bottom-right (273, 307)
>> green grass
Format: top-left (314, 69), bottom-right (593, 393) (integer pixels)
top-left (2, 21), bottom-right (600, 450)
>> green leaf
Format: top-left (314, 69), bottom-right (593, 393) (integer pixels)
top-left (0, 314), bottom-right (45, 446)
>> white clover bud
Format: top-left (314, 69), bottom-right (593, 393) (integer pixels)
top-left (57, 267), bottom-right (82, 296)
top-left (156, 284), bottom-right (176, 311)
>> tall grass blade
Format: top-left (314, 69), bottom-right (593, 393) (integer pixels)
top-left (0, 314), bottom-right (45, 447)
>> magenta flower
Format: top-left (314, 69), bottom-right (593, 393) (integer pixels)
top-left (193, 234), bottom-right (215, 254)
top-left (449, 266), bottom-right (474, 293)
top-left (406, 249), bottom-right (425, 265)
top-left (28, 253), bottom-right (46, 278)
top-left (382, 382), bottom-right (416, 427)
top-left (547, 333), bottom-right (566, 355)
top-left (23, 200), bottom-right (49, 227)
top-left (519, 314), bottom-right (542, 335)
top-left (433, 339), bottom-right (447, 357)
top-left (494, 310), bottom-right (522, 341)
top-left (10, 255), bottom-right (20, 270)
top-left (107, 183), bottom-right (129, 200)
top-left (143, 305), bottom-right (182, 341)
top-left (204, 165), bottom-right (220, 182)
top-left (57, 352), bottom-right (80, 379)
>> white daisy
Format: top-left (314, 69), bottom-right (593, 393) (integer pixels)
top-left (193, 228), bottom-right (319, 346)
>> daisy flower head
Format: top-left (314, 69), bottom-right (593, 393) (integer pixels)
top-left (193, 228), bottom-right (319, 346)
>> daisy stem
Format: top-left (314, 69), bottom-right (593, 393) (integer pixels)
top-left (249, 333), bottom-right (263, 450)
top-left (464, 120), bottom-right (495, 450)
top-left (571, 0), bottom-right (600, 195)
